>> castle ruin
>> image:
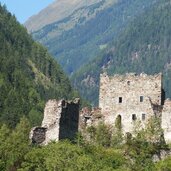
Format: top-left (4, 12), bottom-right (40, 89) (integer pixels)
top-left (30, 72), bottom-right (171, 144)
top-left (30, 98), bottom-right (80, 145)
top-left (98, 72), bottom-right (171, 143)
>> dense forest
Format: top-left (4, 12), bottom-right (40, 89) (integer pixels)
top-left (71, 0), bottom-right (171, 105)
top-left (32, 0), bottom-right (157, 75)
top-left (0, 4), bottom-right (78, 128)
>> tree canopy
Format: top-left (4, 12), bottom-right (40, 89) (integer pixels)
top-left (0, 4), bottom-right (78, 127)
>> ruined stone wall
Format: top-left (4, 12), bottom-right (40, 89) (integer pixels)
top-left (30, 98), bottom-right (80, 145)
top-left (58, 99), bottom-right (80, 140)
top-left (42, 100), bottom-right (62, 144)
top-left (162, 99), bottom-right (171, 143)
top-left (42, 100), bottom-right (62, 128)
top-left (99, 72), bottom-right (163, 133)
top-left (79, 107), bottom-right (103, 131)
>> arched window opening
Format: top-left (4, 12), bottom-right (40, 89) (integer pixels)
top-left (132, 114), bottom-right (137, 121)
top-left (115, 115), bottom-right (122, 130)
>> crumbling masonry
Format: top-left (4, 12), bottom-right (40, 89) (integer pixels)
top-left (98, 72), bottom-right (171, 143)
top-left (81, 72), bottom-right (171, 143)
top-left (30, 98), bottom-right (80, 145)
top-left (30, 73), bottom-right (171, 144)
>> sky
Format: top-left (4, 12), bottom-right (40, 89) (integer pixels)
top-left (0, 0), bottom-right (55, 23)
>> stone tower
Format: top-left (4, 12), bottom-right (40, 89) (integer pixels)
top-left (99, 72), bottom-right (164, 133)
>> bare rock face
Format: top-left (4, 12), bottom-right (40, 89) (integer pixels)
top-left (30, 98), bottom-right (80, 145)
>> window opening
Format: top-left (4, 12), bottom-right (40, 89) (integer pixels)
top-left (140, 96), bottom-right (143, 102)
top-left (119, 97), bottom-right (122, 103)
top-left (132, 114), bottom-right (137, 121)
top-left (142, 114), bottom-right (146, 121)
top-left (115, 115), bottom-right (122, 130)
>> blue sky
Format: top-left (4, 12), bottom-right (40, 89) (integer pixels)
top-left (0, 0), bottom-right (55, 23)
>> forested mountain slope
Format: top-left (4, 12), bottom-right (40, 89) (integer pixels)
top-left (28, 0), bottom-right (157, 75)
top-left (25, 0), bottom-right (108, 33)
top-left (0, 5), bottom-right (77, 127)
top-left (71, 0), bottom-right (171, 105)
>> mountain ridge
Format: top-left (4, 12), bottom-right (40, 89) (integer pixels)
top-left (25, 0), bottom-right (109, 32)
top-left (28, 0), bottom-right (156, 75)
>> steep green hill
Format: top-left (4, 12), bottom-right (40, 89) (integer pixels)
top-left (71, 0), bottom-right (171, 105)
top-left (0, 5), bottom-right (77, 127)
top-left (31, 0), bottom-right (157, 75)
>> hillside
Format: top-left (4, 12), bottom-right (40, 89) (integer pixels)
top-left (71, 0), bottom-right (171, 105)
top-left (0, 5), bottom-right (77, 127)
top-left (25, 0), bottom-right (109, 33)
top-left (27, 0), bottom-right (156, 75)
